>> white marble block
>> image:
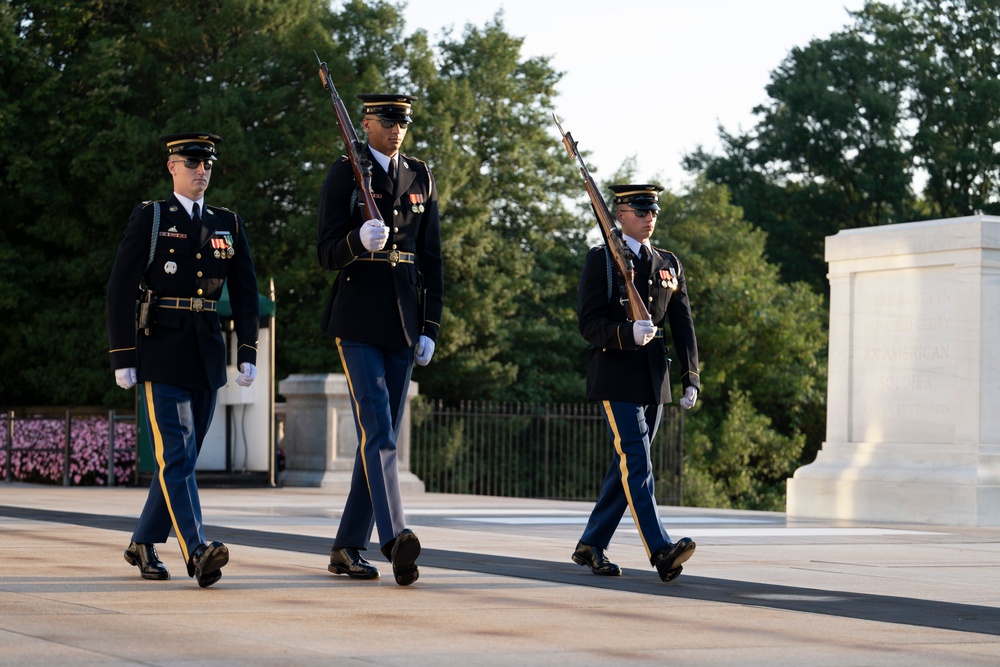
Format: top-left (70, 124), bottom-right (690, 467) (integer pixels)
top-left (787, 215), bottom-right (1000, 525)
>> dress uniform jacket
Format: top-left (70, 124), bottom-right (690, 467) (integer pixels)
top-left (107, 194), bottom-right (259, 389)
top-left (578, 243), bottom-right (700, 405)
top-left (317, 148), bottom-right (444, 349)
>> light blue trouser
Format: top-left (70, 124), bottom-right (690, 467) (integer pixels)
top-left (333, 338), bottom-right (414, 555)
top-left (580, 401), bottom-right (670, 560)
top-left (132, 382), bottom-right (216, 564)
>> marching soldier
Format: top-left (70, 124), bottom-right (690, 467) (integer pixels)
top-left (106, 132), bottom-right (260, 587)
top-left (317, 94), bottom-right (444, 586)
top-left (572, 183), bottom-right (701, 583)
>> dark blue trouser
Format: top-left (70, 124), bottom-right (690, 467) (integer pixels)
top-left (333, 338), bottom-right (414, 556)
top-left (133, 382), bottom-right (216, 564)
top-left (580, 401), bottom-right (670, 560)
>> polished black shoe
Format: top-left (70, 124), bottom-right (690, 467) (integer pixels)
top-left (651, 537), bottom-right (696, 583)
top-left (329, 547), bottom-right (380, 580)
top-left (123, 542), bottom-right (170, 580)
top-left (388, 529), bottom-right (420, 586)
top-left (189, 541), bottom-right (229, 588)
top-left (571, 541), bottom-right (622, 576)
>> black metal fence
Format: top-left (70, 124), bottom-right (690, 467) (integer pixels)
top-left (1, 409), bottom-right (137, 487)
top-left (3, 401), bottom-right (684, 501)
top-left (410, 400), bottom-right (683, 504)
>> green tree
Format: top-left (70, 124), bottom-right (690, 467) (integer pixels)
top-left (656, 179), bottom-right (827, 510)
top-left (0, 1), bottom-right (587, 407)
top-left (0, 0), bottom-right (333, 407)
top-left (685, 16), bottom-right (913, 290)
top-left (891, 0), bottom-right (1000, 217)
top-left (404, 14), bottom-right (588, 402)
top-left (686, 0), bottom-right (1000, 292)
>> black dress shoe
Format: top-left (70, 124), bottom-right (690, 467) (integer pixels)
top-left (389, 529), bottom-right (420, 586)
top-left (571, 541), bottom-right (622, 576)
top-left (123, 542), bottom-right (170, 580)
top-left (329, 547), bottom-right (380, 580)
top-left (651, 537), bottom-right (696, 583)
top-left (189, 541), bottom-right (229, 588)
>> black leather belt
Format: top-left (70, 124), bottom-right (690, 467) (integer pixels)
top-left (157, 297), bottom-right (217, 312)
top-left (360, 250), bottom-right (415, 266)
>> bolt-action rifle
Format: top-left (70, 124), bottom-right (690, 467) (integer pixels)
top-left (553, 113), bottom-right (650, 322)
top-left (314, 51), bottom-right (383, 224)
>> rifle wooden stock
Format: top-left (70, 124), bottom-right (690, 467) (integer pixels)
top-left (553, 113), bottom-right (650, 322)
top-left (315, 51), bottom-right (383, 224)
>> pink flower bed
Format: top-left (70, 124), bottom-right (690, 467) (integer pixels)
top-left (0, 414), bottom-right (137, 486)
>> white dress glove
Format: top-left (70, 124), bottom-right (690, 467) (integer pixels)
top-left (236, 362), bottom-right (257, 387)
top-left (115, 367), bottom-right (137, 390)
top-left (632, 320), bottom-right (656, 347)
top-left (415, 335), bottom-right (435, 366)
top-left (679, 386), bottom-right (698, 410)
top-left (359, 219), bottom-right (388, 252)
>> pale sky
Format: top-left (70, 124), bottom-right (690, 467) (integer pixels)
top-left (400, 0), bottom-right (878, 188)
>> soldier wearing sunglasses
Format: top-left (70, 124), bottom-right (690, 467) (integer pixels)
top-left (317, 94), bottom-right (444, 585)
top-left (106, 132), bottom-right (260, 587)
top-left (572, 183), bottom-right (701, 583)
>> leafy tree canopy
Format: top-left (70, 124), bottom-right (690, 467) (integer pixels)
top-left (685, 0), bottom-right (1000, 289)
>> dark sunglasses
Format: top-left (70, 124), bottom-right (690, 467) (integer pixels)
top-left (172, 158), bottom-right (214, 170)
top-left (630, 208), bottom-right (655, 218)
top-left (375, 118), bottom-right (410, 129)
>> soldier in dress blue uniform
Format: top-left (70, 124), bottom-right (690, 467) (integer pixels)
top-left (317, 94), bottom-right (444, 586)
top-left (572, 183), bottom-right (701, 583)
top-left (106, 132), bottom-right (260, 587)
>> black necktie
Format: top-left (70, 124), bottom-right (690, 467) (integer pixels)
top-left (192, 202), bottom-right (201, 227)
top-left (387, 159), bottom-right (396, 183)
top-left (637, 245), bottom-right (651, 274)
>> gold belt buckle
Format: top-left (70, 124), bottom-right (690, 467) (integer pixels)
top-left (191, 298), bottom-right (205, 312)
top-left (387, 250), bottom-right (400, 266)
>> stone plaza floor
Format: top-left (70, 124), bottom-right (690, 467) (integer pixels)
top-left (1, 482), bottom-right (998, 666)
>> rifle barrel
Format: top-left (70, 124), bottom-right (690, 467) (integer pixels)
top-left (552, 112), bottom-right (651, 322)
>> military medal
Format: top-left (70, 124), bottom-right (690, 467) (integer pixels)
top-left (409, 193), bottom-right (425, 213)
top-left (225, 234), bottom-right (235, 257)
top-left (164, 261), bottom-right (177, 274)
top-left (660, 268), bottom-right (678, 290)
top-left (211, 237), bottom-right (229, 259)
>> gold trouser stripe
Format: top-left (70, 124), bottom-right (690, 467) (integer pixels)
top-left (335, 338), bottom-right (371, 493)
top-left (143, 382), bottom-right (189, 562)
top-left (602, 400), bottom-right (650, 558)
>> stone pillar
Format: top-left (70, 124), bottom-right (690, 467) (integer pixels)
top-left (787, 215), bottom-right (1000, 525)
top-left (277, 373), bottom-right (425, 492)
